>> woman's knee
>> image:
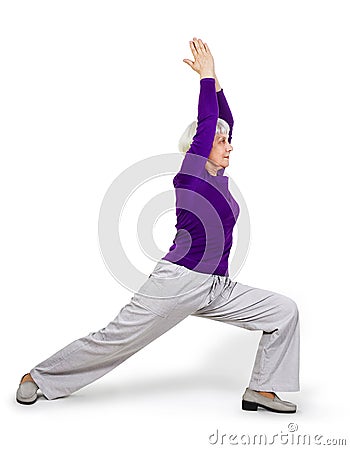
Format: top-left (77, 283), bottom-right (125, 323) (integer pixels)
top-left (278, 295), bottom-right (299, 322)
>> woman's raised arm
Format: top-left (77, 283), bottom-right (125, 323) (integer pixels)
top-left (217, 86), bottom-right (234, 144)
top-left (182, 38), bottom-right (219, 161)
top-left (213, 73), bottom-right (234, 143)
top-left (183, 38), bottom-right (234, 147)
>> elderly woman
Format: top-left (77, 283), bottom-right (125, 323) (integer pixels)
top-left (16, 38), bottom-right (300, 413)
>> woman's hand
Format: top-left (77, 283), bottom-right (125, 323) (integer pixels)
top-left (183, 37), bottom-right (216, 80)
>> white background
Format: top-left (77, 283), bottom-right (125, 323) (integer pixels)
top-left (1, 0), bottom-right (349, 448)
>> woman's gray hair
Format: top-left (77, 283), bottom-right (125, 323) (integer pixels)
top-left (178, 118), bottom-right (230, 154)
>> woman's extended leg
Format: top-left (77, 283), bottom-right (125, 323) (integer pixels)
top-left (28, 261), bottom-right (213, 401)
top-left (191, 277), bottom-right (300, 392)
top-left (30, 297), bottom-right (184, 399)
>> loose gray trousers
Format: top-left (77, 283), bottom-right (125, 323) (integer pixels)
top-left (30, 260), bottom-right (300, 400)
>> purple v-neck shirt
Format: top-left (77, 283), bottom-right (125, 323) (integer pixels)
top-left (162, 78), bottom-right (240, 276)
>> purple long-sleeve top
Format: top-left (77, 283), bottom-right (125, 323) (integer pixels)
top-left (162, 78), bottom-right (240, 276)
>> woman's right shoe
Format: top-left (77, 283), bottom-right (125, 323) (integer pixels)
top-left (242, 387), bottom-right (297, 413)
top-left (16, 374), bottom-right (39, 405)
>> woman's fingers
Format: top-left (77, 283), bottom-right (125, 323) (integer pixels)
top-left (203, 42), bottom-right (211, 54)
top-left (192, 37), bottom-right (204, 54)
top-left (192, 37), bottom-right (210, 55)
top-left (183, 58), bottom-right (194, 69)
top-left (185, 37), bottom-right (213, 74)
top-left (189, 40), bottom-right (198, 57)
top-left (196, 38), bottom-right (206, 53)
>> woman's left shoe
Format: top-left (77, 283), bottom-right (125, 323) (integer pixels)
top-left (242, 387), bottom-right (297, 413)
top-left (16, 374), bottom-right (39, 405)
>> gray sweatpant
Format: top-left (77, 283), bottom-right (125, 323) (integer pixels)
top-left (30, 260), bottom-right (300, 400)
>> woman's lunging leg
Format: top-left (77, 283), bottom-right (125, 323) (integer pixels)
top-left (191, 279), bottom-right (300, 392)
top-left (30, 296), bottom-right (188, 400)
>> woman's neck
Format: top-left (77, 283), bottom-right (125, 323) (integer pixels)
top-left (205, 159), bottom-right (222, 176)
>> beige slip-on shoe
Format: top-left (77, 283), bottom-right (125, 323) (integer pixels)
top-left (16, 374), bottom-right (39, 405)
top-left (242, 387), bottom-right (297, 413)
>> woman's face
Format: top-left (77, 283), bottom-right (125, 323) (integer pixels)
top-left (208, 133), bottom-right (233, 169)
